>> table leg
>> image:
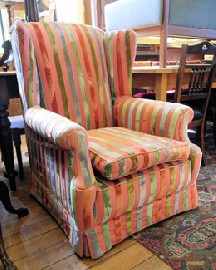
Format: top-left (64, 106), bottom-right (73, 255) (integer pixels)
top-left (0, 223), bottom-right (18, 270)
top-left (0, 181), bottom-right (29, 269)
top-left (0, 77), bottom-right (17, 191)
top-left (155, 73), bottom-right (168, 101)
top-left (0, 181), bottom-right (29, 217)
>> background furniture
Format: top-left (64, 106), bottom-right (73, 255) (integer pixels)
top-left (105, 0), bottom-right (216, 67)
top-left (133, 66), bottom-right (181, 101)
top-left (206, 93), bottom-right (216, 148)
top-left (0, 181), bottom-right (29, 270)
top-left (176, 43), bottom-right (216, 166)
top-left (0, 0), bottom-right (39, 188)
top-left (0, 71), bottom-right (18, 191)
top-left (11, 20), bottom-right (201, 259)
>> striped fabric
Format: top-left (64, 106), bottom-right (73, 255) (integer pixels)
top-left (12, 21), bottom-right (113, 130)
top-left (11, 21), bottom-right (202, 259)
top-left (25, 109), bottom-right (198, 258)
top-left (88, 127), bottom-right (190, 180)
top-left (114, 96), bottom-right (194, 141)
top-left (104, 29), bottom-right (137, 103)
top-left (25, 107), bottom-right (96, 188)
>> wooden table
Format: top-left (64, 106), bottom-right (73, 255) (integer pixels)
top-left (132, 66), bottom-right (180, 101)
top-left (0, 71), bottom-right (29, 270)
top-left (133, 66), bottom-right (184, 101)
top-left (133, 65), bottom-right (216, 101)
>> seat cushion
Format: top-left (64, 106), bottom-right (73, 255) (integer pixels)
top-left (88, 127), bottom-right (190, 180)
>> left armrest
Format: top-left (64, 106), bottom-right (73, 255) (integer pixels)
top-left (25, 106), bottom-right (96, 189)
top-left (113, 96), bottom-right (194, 142)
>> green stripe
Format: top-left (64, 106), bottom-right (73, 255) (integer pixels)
top-left (83, 25), bottom-right (108, 127)
top-left (102, 189), bottom-right (112, 223)
top-left (107, 31), bottom-right (116, 101)
top-left (125, 30), bottom-right (132, 94)
top-left (42, 22), bottom-right (70, 118)
top-left (126, 211), bottom-right (132, 235)
top-left (28, 37), bottom-right (36, 107)
top-left (64, 24), bottom-right (91, 128)
top-left (78, 133), bottom-right (93, 187)
top-left (88, 229), bottom-right (103, 258)
top-left (147, 204), bottom-right (153, 226)
top-left (102, 224), bottom-right (112, 250)
top-left (149, 172), bottom-right (157, 203)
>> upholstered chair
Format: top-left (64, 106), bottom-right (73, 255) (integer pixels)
top-left (11, 21), bottom-right (201, 259)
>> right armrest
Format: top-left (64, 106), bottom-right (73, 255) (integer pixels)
top-left (25, 106), bottom-right (96, 189)
top-left (114, 97), bottom-right (194, 142)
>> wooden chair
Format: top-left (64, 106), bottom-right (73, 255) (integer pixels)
top-left (206, 91), bottom-right (216, 148)
top-left (174, 41), bottom-right (216, 165)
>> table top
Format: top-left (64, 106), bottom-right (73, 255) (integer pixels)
top-left (133, 66), bottom-right (179, 74)
top-left (0, 1), bottom-right (24, 10)
top-left (0, 71), bottom-right (16, 76)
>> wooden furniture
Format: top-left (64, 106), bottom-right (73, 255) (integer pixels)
top-left (132, 65), bottom-right (216, 102)
top-left (0, 71), bottom-right (18, 191)
top-left (0, 222), bottom-right (17, 270)
top-left (174, 42), bottom-right (216, 165)
top-left (0, 181), bottom-right (29, 270)
top-left (133, 66), bottom-right (181, 101)
top-left (0, 0), bottom-right (39, 188)
top-left (0, 2), bottom-right (36, 269)
top-left (206, 94), bottom-right (216, 148)
top-left (24, 0), bottom-right (39, 22)
top-left (0, 40), bottom-right (25, 181)
top-left (105, 0), bottom-right (216, 68)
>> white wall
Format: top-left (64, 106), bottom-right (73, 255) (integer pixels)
top-left (55, 0), bottom-right (84, 23)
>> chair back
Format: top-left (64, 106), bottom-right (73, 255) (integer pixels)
top-left (174, 41), bottom-right (216, 119)
top-left (11, 21), bottom-right (136, 130)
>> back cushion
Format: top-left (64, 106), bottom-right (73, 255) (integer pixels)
top-left (13, 21), bottom-right (113, 130)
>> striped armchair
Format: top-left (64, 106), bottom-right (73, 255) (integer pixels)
top-left (11, 21), bottom-right (201, 259)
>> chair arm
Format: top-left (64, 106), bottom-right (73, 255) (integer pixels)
top-left (25, 106), bottom-right (96, 189)
top-left (113, 97), bottom-right (194, 142)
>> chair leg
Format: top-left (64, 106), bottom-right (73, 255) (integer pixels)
top-left (0, 223), bottom-right (18, 270)
top-left (12, 129), bottom-right (25, 180)
top-left (196, 125), bottom-right (206, 166)
top-left (0, 181), bottom-right (29, 270)
top-left (213, 118), bottom-right (216, 149)
top-left (0, 147), bottom-right (3, 162)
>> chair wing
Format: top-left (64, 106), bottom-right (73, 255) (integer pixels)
top-left (104, 29), bottom-right (137, 102)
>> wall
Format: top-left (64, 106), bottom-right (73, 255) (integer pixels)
top-left (55, 0), bottom-right (84, 23)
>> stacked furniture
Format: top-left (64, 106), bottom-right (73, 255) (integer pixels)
top-left (105, 0), bottom-right (216, 67)
top-left (11, 21), bottom-right (201, 259)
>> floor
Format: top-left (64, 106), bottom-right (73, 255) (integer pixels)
top-left (0, 136), bottom-right (171, 270)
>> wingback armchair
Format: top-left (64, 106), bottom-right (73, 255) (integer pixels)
top-left (10, 21), bottom-right (201, 259)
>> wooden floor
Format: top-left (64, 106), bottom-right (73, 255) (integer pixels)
top-left (0, 136), bottom-right (171, 270)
